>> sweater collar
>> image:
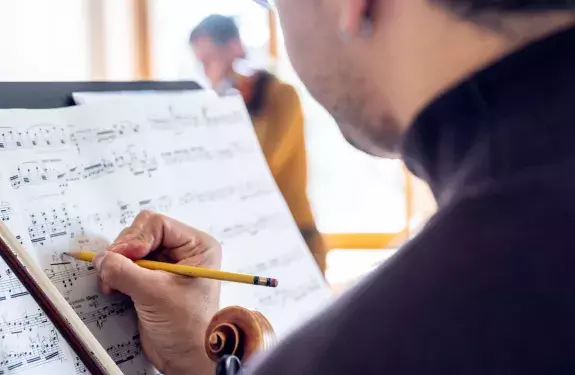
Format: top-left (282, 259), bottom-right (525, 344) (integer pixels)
top-left (402, 26), bottom-right (575, 206)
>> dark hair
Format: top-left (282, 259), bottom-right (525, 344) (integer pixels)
top-left (436, 0), bottom-right (575, 12)
top-left (189, 14), bottom-right (240, 45)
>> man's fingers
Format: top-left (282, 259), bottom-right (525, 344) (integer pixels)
top-left (109, 211), bottom-right (220, 264)
top-left (94, 251), bottom-right (164, 303)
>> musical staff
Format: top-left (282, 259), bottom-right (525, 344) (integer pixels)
top-left (0, 124), bottom-right (68, 151)
top-left (0, 327), bottom-right (64, 374)
top-left (0, 309), bottom-right (50, 339)
top-left (178, 180), bottom-right (274, 206)
top-left (0, 203), bottom-right (12, 222)
top-left (0, 267), bottom-right (29, 301)
top-left (147, 104), bottom-right (244, 132)
top-left (27, 205), bottom-right (84, 246)
top-left (160, 143), bottom-right (254, 166)
top-left (43, 261), bottom-right (96, 290)
top-left (235, 251), bottom-right (304, 276)
top-left (74, 335), bottom-right (142, 374)
top-left (75, 299), bottom-right (132, 330)
top-left (107, 335), bottom-right (143, 366)
top-left (10, 145), bottom-right (159, 191)
top-left (255, 277), bottom-right (324, 309)
top-left (147, 105), bottom-right (200, 132)
top-left (138, 196), bottom-right (173, 214)
top-left (211, 213), bottom-right (288, 243)
top-left (70, 122), bottom-right (140, 150)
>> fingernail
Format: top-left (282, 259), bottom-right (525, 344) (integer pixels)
top-left (108, 242), bottom-right (128, 253)
top-left (93, 251), bottom-right (107, 271)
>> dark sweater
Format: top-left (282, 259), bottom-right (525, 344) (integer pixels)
top-left (249, 26), bottom-right (575, 374)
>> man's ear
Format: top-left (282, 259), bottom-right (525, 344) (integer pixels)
top-left (340, 0), bottom-right (373, 38)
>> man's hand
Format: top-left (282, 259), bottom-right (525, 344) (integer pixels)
top-left (93, 211), bottom-right (222, 375)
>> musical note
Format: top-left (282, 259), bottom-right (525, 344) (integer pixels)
top-left (69, 122), bottom-right (140, 150)
top-left (255, 277), bottom-right (324, 309)
top-left (0, 202), bottom-right (12, 222)
top-left (0, 326), bottom-right (64, 374)
top-left (138, 196), bottom-right (173, 214)
top-left (147, 105), bottom-right (201, 132)
top-left (147, 104), bottom-right (244, 133)
top-left (107, 335), bottom-right (143, 366)
top-left (43, 261), bottom-right (96, 291)
top-left (10, 145), bottom-right (158, 192)
top-left (0, 124), bottom-right (68, 151)
top-left (211, 213), bottom-right (288, 243)
top-left (0, 309), bottom-right (50, 339)
top-left (235, 251), bottom-right (304, 276)
top-left (178, 181), bottom-right (274, 207)
top-left (75, 299), bottom-right (132, 330)
top-left (73, 335), bottom-right (143, 374)
top-left (0, 267), bottom-right (29, 301)
top-left (160, 143), bottom-right (254, 166)
top-left (27, 205), bottom-right (84, 246)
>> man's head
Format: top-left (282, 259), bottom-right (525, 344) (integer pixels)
top-left (273, 0), bottom-right (575, 157)
top-left (190, 15), bottom-right (246, 85)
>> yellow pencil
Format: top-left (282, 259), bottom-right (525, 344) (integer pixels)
top-left (64, 251), bottom-right (278, 288)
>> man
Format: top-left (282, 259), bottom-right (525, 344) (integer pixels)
top-left (189, 14), bottom-right (327, 273)
top-left (94, 1), bottom-right (575, 374)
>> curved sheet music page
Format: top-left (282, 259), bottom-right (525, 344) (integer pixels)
top-left (0, 94), bottom-right (333, 375)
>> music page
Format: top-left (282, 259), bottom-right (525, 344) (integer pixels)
top-left (0, 94), bottom-right (332, 375)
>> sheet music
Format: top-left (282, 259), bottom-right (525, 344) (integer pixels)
top-left (0, 94), bottom-right (332, 375)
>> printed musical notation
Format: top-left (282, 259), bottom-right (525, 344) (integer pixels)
top-left (0, 309), bottom-right (50, 339)
top-left (0, 125), bottom-right (68, 151)
top-left (27, 205), bottom-right (84, 246)
top-left (178, 180), bottom-right (273, 206)
top-left (138, 196), bottom-right (172, 214)
top-left (0, 326), bottom-right (64, 374)
top-left (0, 203), bottom-right (12, 222)
top-left (235, 251), bottom-right (304, 276)
top-left (255, 277), bottom-right (325, 309)
top-left (211, 213), bottom-right (288, 243)
top-left (75, 299), bottom-right (132, 330)
top-left (43, 261), bottom-right (96, 291)
top-left (147, 104), bottom-right (244, 132)
top-left (161, 142), bottom-right (254, 166)
top-left (9, 146), bottom-right (158, 191)
top-left (0, 267), bottom-right (29, 302)
top-left (74, 335), bottom-right (143, 374)
top-left (70, 122), bottom-right (140, 150)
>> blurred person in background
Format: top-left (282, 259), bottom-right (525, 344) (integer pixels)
top-left (189, 14), bottom-right (326, 273)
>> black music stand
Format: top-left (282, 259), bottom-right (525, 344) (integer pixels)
top-left (0, 81), bottom-right (202, 109)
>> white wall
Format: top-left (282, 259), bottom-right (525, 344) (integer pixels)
top-left (0, 0), bottom-right (90, 81)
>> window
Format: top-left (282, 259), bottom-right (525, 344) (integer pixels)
top-left (0, 0), bottom-right (90, 81)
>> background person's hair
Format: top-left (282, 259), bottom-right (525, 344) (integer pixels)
top-left (189, 14), bottom-right (240, 45)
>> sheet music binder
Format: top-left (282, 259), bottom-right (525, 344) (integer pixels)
top-left (0, 80), bottom-right (202, 374)
top-left (0, 81), bottom-right (202, 109)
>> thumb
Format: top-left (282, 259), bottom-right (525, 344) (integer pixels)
top-left (94, 251), bottom-right (162, 304)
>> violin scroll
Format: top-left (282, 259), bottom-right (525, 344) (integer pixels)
top-left (205, 306), bottom-right (275, 364)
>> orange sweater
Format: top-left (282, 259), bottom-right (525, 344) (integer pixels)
top-left (236, 73), bottom-right (326, 272)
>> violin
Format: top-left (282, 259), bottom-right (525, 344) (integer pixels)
top-left (205, 306), bottom-right (276, 374)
